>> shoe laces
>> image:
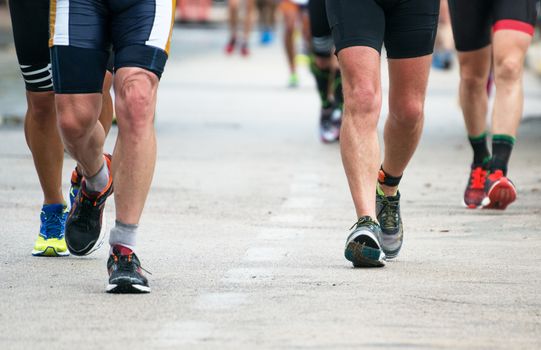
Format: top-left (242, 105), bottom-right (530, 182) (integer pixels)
top-left (71, 195), bottom-right (101, 230)
top-left (469, 167), bottom-right (487, 190)
top-left (377, 196), bottom-right (399, 230)
top-left (112, 249), bottom-right (152, 275)
top-left (350, 216), bottom-right (377, 230)
top-left (41, 210), bottom-right (66, 239)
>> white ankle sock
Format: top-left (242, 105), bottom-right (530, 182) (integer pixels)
top-left (109, 220), bottom-right (137, 251)
top-left (85, 159), bottom-right (109, 193)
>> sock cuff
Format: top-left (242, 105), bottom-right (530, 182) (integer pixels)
top-left (468, 132), bottom-right (488, 142)
top-left (492, 134), bottom-right (516, 145)
top-left (378, 167), bottom-right (402, 187)
top-left (109, 220), bottom-right (138, 248)
top-left (115, 220), bottom-right (138, 229)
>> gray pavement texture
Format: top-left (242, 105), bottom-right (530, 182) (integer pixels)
top-left (1, 28), bottom-right (541, 350)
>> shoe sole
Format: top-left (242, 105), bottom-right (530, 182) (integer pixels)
top-left (462, 199), bottom-right (483, 209)
top-left (482, 179), bottom-right (517, 210)
top-left (32, 246), bottom-right (70, 257)
top-left (106, 282), bottom-right (151, 294)
top-left (383, 246), bottom-right (401, 260)
top-left (345, 241), bottom-right (385, 268)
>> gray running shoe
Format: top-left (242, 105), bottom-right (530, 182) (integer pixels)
top-left (344, 216), bottom-right (385, 267)
top-left (376, 190), bottom-right (404, 259)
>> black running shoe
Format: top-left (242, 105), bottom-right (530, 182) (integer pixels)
top-left (106, 245), bottom-right (150, 294)
top-left (344, 216), bottom-right (385, 267)
top-left (65, 154), bottom-right (113, 256)
top-left (376, 190), bottom-right (403, 259)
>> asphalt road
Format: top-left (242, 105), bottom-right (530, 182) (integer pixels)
top-left (1, 27), bottom-right (541, 349)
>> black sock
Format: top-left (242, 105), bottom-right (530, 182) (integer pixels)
top-left (333, 70), bottom-right (343, 109)
top-left (468, 132), bottom-right (491, 166)
top-left (378, 167), bottom-right (402, 187)
top-left (309, 55), bottom-right (332, 109)
top-left (490, 134), bottom-right (515, 176)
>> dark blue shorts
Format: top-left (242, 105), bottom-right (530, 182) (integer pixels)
top-left (50, 0), bottom-right (175, 93)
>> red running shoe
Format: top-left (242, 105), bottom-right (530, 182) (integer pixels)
top-left (482, 170), bottom-right (517, 210)
top-left (463, 165), bottom-right (487, 209)
top-left (240, 43), bottom-right (250, 57)
top-left (225, 37), bottom-right (236, 55)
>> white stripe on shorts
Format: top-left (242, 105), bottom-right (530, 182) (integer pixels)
top-left (52, 0), bottom-right (70, 46)
top-left (21, 64), bottom-right (52, 76)
top-left (145, 0), bottom-right (173, 51)
top-left (25, 74), bottom-right (53, 84)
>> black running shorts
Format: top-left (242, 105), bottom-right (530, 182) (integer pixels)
top-left (9, 0), bottom-right (114, 92)
top-left (309, 0), bottom-right (333, 57)
top-left (9, 0), bottom-right (53, 92)
top-left (448, 0), bottom-right (537, 52)
top-left (50, 0), bottom-right (175, 94)
top-left (326, 0), bottom-right (440, 59)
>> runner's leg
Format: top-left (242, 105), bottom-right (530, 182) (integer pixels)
top-left (381, 55), bottom-right (432, 195)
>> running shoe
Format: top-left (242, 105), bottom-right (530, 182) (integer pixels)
top-left (65, 154), bottom-right (113, 256)
top-left (225, 37), bottom-right (236, 55)
top-left (32, 204), bottom-right (69, 257)
top-left (463, 164), bottom-right (487, 209)
top-left (319, 106), bottom-right (340, 143)
top-left (482, 170), bottom-right (517, 210)
top-left (376, 188), bottom-right (403, 259)
top-left (240, 42), bottom-right (250, 57)
top-left (69, 167), bottom-right (82, 209)
top-left (260, 30), bottom-right (273, 45)
top-left (288, 73), bottom-right (299, 88)
top-left (106, 245), bottom-right (150, 294)
top-left (331, 106), bottom-right (342, 138)
top-left (344, 216), bottom-right (385, 267)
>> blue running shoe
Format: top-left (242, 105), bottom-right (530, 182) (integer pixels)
top-left (260, 29), bottom-right (274, 45)
top-left (32, 203), bottom-right (69, 257)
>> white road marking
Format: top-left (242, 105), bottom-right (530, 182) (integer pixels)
top-left (194, 292), bottom-right (248, 310)
top-left (282, 197), bottom-right (324, 209)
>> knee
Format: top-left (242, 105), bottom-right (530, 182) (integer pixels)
top-left (26, 92), bottom-right (55, 122)
top-left (495, 57), bottom-right (522, 82)
top-left (344, 85), bottom-right (381, 126)
top-left (314, 56), bottom-right (331, 70)
top-left (389, 99), bottom-right (424, 126)
top-left (459, 70), bottom-right (487, 91)
top-left (56, 99), bottom-right (98, 140)
top-left (115, 72), bottom-right (157, 133)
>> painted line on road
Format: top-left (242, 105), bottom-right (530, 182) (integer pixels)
top-left (184, 172), bottom-right (322, 330)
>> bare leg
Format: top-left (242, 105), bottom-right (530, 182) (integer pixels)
top-left (56, 93), bottom-right (105, 178)
top-left (381, 55), bottom-right (432, 195)
top-left (242, 0), bottom-right (255, 43)
top-left (491, 30), bottom-right (532, 136)
top-left (456, 46), bottom-right (492, 136)
top-left (112, 67), bottom-right (159, 224)
top-left (100, 71), bottom-right (114, 135)
top-left (228, 0), bottom-right (240, 40)
top-left (24, 91), bottom-right (64, 204)
top-left (338, 47), bottom-right (382, 219)
top-left (282, 7), bottom-right (297, 75)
